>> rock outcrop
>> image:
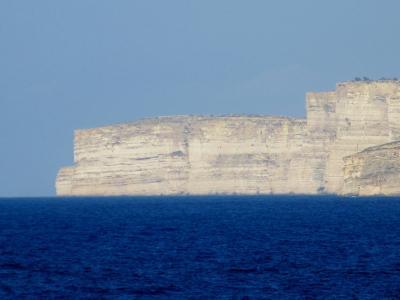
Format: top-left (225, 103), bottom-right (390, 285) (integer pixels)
top-left (56, 80), bottom-right (400, 196)
top-left (343, 141), bottom-right (400, 195)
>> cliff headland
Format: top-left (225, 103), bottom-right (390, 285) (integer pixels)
top-left (57, 80), bottom-right (400, 196)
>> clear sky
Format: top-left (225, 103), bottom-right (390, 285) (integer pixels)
top-left (1, 1), bottom-right (400, 197)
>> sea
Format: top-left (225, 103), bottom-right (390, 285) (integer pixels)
top-left (0, 196), bottom-right (400, 299)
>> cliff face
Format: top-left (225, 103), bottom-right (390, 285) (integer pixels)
top-left (343, 141), bottom-right (400, 195)
top-left (307, 81), bottom-right (400, 193)
top-left (57, 116), bottom-right (326, 195)
top-left (56, 80), bottom-right (400, 196)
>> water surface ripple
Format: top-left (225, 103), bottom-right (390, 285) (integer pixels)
top-left (0, 196), bottom-right (400, 299)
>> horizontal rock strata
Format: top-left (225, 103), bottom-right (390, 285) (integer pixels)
top-left (57, 80), bottom-right (400, 196)
top-left (343, 141), bottom-right (400, 195)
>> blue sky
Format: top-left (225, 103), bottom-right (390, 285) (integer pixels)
top-left (1, 1), bottom-right (400, 196)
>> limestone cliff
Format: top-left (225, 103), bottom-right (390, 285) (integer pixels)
top-left (56, 80), bottom-right (400, 196)
top-left (307, 81), bottom-right (400, 193)
top-left (343, 141), bottom-right (400, 195)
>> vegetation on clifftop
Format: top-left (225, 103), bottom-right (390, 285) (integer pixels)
top-left (353, 76), bottom-right (398, 82)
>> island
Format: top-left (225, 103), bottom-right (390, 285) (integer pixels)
top-left (56, 80), bottom-right (400, 196)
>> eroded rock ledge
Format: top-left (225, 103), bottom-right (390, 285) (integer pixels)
top-left (343, 141), bottom-right (400, 195)
top-left (56, 80), bottom-right (400, 196)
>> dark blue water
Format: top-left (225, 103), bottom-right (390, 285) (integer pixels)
top-left (1, 196), bottom-right (400, 299)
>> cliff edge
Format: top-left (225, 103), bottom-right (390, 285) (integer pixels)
top-left (56, 80), bottom-right (400, 196)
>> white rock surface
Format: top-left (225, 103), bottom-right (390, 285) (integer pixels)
top-left (56, 81), bottom-right (400, 196)
top-left (343, 141), bottom-right (400, 195)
